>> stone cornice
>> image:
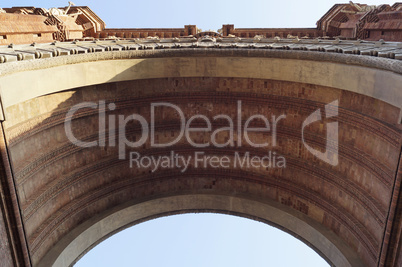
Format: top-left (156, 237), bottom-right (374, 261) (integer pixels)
top-left (0, 38), bottom-right (401, 76)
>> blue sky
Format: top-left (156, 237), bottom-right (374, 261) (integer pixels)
top-left (6, 0), bottom-right (398, 30)
top-left (75, 213), bottom-right (329, 267)
top-left (5, 0), bottom-right (392, 266)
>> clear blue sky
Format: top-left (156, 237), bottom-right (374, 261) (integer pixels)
top-left (5, 0), bottom-right (392, 266)
top-left (6, 0), bottom-right (397, 30)
top-left (75, 214), bottom-right (330, 267)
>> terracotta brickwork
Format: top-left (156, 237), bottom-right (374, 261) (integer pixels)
top-left (0, 2), bottom-right (401, 45)
top-left (221, 24), bottom-right (323, 38)
top-left (0, 13), bottom-right (57, 45)
top-left (2, 77), bottom-right (400, 266)
top-left (0, 5), bottom-right (105, 44)
top-left (0, 3), bottom-right (401, 267)
top-left (316, 2), bottom-right (402, 41)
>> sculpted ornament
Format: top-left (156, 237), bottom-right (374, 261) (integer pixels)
top-left (199, 35), bottom-right (216, 42)
top-left (48, 2), bottom-right (78, 17)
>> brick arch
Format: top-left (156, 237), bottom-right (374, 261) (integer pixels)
top-left (0, 51), bottom-right (401, 267)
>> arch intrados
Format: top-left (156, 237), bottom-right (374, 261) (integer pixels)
top-left (2, 50), bottom-right (396, 267)
top-left (38, 194), bottom-right (364, 267)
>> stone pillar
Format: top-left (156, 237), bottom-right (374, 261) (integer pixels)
top-left (222, 24), bottom-right (234, 36)
top-left (185, 25), bottom-right (197, 36)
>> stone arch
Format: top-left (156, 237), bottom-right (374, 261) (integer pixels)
top-left (49, 195), bottom-right (361, 267)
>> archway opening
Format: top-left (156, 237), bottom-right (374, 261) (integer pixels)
top-left (75, 213), bottom-right (330, 267)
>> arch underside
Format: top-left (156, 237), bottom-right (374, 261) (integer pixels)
top-left (51, 195), bottom-right (359, 267)
top-left (0, 52), bottom-right (401, 267)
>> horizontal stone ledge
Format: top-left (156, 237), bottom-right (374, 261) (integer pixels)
top-left (0, 47), bottom-right (401, 77)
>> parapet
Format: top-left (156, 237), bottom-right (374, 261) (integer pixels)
top-left (0, 2), bottom-right (401, 46)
